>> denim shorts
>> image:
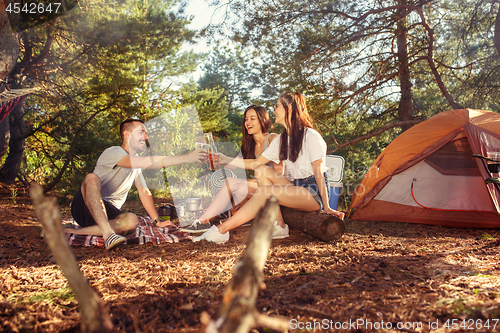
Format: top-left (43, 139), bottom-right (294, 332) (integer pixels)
top-left (291, 172), bottom-right (329, 210)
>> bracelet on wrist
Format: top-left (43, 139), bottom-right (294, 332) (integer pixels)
top-left (153, 217), bottom-right (163, 226)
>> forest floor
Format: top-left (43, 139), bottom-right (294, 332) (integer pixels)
top-left (1, 183), bottom-right (500, 333)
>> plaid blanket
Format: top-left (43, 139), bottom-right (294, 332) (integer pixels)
top-left (65, 216), bottom-right (192, 248)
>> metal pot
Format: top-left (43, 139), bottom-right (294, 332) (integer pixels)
top-left (185, 198), bottom-right (202, 211)
top-left (176, 200), bottom-right (186, 217)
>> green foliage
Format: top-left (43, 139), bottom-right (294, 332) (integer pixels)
top-left (434, 0), bottom-right (500, 112)
top-left (211, 0), bottom-right (421, 175)
top-left (7, 0), bottom-right (500, 205)
top-left (203, 0), bottom-right (500, 197)
top-left (177, 81), bottom-right (230, 135)
top-left (13, 0), bottom-right (201, 194)
top-left (196, 43), bottom-right (264, 141)
top-left (197, 42), bottom-right (257, 113)
top-left (141, 105), bottom-right (209, 200)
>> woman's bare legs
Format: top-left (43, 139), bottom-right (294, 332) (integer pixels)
top-left (197, 177), bottom-right (258, 223)
top-left (253, 165), bottom-right (288, 226)
top-left (217, 165), bottom-right (320, 234)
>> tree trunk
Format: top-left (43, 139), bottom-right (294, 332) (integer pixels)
top-left (0, 116), bottom-right (9, 159)
top-left (396, 1), bottom-right (414, 132)
top-left (1, 24), bottom-right (55, 184)
top-left (280, 207), bottom-right (345, 242)
top-left (495, 5), bottom-right (500, 59)
top-left (0, 0), bottom-right (20, 177)
top-left (0, 87), bottom-right (25, 183)
top-left (29, 183), bottom-right (113, 333)
top-left (0, 0), bottom-right (20, 80)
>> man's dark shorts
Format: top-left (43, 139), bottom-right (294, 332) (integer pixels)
top-left (71, 188), bottom-right (123, 227)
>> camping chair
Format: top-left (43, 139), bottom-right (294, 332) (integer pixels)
top-left (472, 153), bottom-right (500, 188)
top-left (325, 155), bottom-right (345, 210)
top-left (473, 153), bottom-right (500, 245)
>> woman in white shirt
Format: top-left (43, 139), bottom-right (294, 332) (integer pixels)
top-left (181, 105), bottom-right (280, 233)
top-left (194, 92), bottom-right (344, 244)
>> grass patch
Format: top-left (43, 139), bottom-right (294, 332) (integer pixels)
top-left (10, 188), bottom-right (18, 204)
top-left (417, 246), bottom-right (435, 252)
top-left (480, 233), bottom-right (495, 240)
top-left (436, 295), bottom-right (480, 315)
top-left (7, 287), bottom-right (75, 306)
top-left (472, 272), bottom-right (498, 279)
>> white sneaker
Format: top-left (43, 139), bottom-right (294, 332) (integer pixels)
top-left (272, 221), bottom-right (289, 239)
top-left (192, 225), bottom-right (229, 244)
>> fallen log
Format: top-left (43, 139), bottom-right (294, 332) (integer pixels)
top-left (206, 196), bottom-right (289, 333)
top-left (280, 207), bottom-right (345, 242)
top-left (229, 198), bottom-right (345, 241)
top-left (29, 183), bottom-right (113, 333)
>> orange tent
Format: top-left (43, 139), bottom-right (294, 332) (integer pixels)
top-left (349, 109), bottom-right (500, 228)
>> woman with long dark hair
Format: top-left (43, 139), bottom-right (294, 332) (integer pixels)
top-left (181, 105), bottom-right (280, 233)
top-left (193, 92), bottom-right (344, 244)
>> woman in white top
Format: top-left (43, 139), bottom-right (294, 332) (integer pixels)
top-left (181, 105), bottom-right (280, 233)
top-left (194, 92), bottom-right (344, 244)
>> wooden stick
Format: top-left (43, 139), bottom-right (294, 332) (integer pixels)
top-left (253, 312), bottom-right (290, 332)
top-left (29, 183), bottom-right (113, 333)
top-left (207, 196), bottom-right (289, 333)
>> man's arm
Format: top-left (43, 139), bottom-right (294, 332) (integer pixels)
top-left (117, 149), bottom-right (206, 169)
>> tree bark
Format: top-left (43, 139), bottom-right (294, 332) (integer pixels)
top-left (0, 31), bottom-right (29, 183)
top-left (207, 196), bottom-right (289, 333)
top-left (0, 29), bottom-right (54, 183)
top-left (0, 0), bottom-right (20, 80)
top-left (396, 1), bottom-right (414, 132)
top-left (0, 116), bottom-right (9, 159)
top-left (0, 0), bottom-right (19, 161)
top-left (0, 88), bottom-right (25, 183)
top-left (280, 207), bottom-right (345, 242)
top-left (29, 183), bottom-right (113, 333)
top-left (495, 5), bottom-right (500, 59)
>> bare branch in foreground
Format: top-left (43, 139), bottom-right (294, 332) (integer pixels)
top-left (29, 183), bottom-right (113, 333)
top-left (205, 196), bottom-right (289, 333)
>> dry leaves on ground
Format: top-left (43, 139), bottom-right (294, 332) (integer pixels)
top-left (0, 189), bottom-right (499, 332)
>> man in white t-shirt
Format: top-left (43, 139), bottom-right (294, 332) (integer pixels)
top-left (69, 119), bottom-right (206, 250)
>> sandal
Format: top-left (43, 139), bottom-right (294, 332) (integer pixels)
top-left (105, 233), bottom-right (126, 250)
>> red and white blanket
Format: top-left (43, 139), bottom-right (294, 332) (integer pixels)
top-left (64, 216), bottom-right (192, 248)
